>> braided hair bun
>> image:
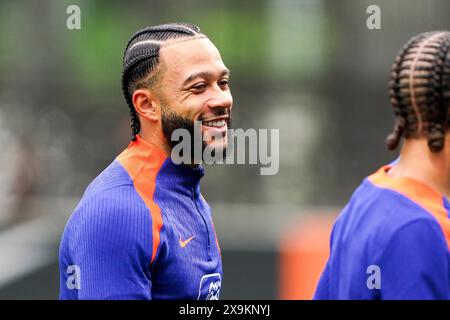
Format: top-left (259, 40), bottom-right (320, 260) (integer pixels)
top-left (387, 31), bottom-right (450, 152)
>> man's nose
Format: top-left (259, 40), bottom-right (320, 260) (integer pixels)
top-left (208, 87), bottom-right (233, 110)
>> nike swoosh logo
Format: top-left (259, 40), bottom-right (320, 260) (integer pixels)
top-left (179, 235), bottom-right (195, 248)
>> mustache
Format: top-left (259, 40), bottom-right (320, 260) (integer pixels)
top-left (201, 108), bottom-right (231, 120)
top-left (200, 108), bottom-right (232, 128)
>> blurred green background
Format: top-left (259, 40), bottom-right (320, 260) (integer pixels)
top-left (0, 0), bottom-right (449, 299)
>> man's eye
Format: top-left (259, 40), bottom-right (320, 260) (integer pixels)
top-left (219, 79), bottom-right (229, 88)
top-left (191, 83), bottom-right (207, 91)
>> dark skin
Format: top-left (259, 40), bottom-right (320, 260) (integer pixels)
top-left (388, 133), bottom-right (450, 198)
top-left (131, 36), bottom-right (233, 157)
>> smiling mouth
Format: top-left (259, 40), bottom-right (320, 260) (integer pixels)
top-left (201, 116), bottom-right (229, 128)
top-left (202, 119), bottom-right (227, 127)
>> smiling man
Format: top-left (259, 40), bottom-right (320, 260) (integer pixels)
top-left (59, 23), bottom-right (232, 300)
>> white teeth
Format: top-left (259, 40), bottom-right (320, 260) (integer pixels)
top-left (203, 120), bottom-right (226, 127)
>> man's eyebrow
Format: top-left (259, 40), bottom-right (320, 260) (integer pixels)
top-left (183, 69), bottom-right (230, 86)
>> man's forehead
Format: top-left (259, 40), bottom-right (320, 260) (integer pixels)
top-left (160, 36), bottom-right (222, 64)
top-left (161, 34), bottom-right (209, 49)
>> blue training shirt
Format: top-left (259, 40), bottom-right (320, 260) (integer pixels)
top-left (59, 135), bottom-right (222, 300)
top-left (314, 165), bottom-right (450, 300)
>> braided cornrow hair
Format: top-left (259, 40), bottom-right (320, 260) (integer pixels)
top-left (121, 23), bottom-right (203, 140)
top-left (387, 31), bottom-right (450, 152)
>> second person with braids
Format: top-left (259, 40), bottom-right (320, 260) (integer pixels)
top-left (59, 23), bottom-right (232, 299)
top-left (314, 31), bottom-right (450, 300)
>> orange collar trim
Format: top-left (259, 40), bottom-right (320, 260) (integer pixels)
top-left (368, 165), bottom-right (450, 248)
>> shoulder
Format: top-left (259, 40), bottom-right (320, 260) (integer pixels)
top-left (385, 218), bottom-right (448, 251)
top-left (83, 159), bottom-right (133, 197)
top-left (340, 177), bottom-right (441, 227)
top-left (64, 160), bottom-right (153, 242)
top-left (332, 178), bottom-right (444, 254)
top-left (61, 182), bottom-right (154, 267)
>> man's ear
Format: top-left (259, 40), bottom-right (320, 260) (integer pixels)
top-left (132, 89), bottom-right (160, 122)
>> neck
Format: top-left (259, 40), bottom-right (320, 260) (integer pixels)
top-left (388, 137), bottom-right (450, 198)
top-left (138, 130), bottom-right (201, 169)
top-left (139, 129), bottom-right (171, 157)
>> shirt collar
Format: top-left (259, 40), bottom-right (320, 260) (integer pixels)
top-left (132, 134), bottom-right (205, 190)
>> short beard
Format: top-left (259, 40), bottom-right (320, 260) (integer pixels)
top-left (161, 104), bottom-right (231, 164)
